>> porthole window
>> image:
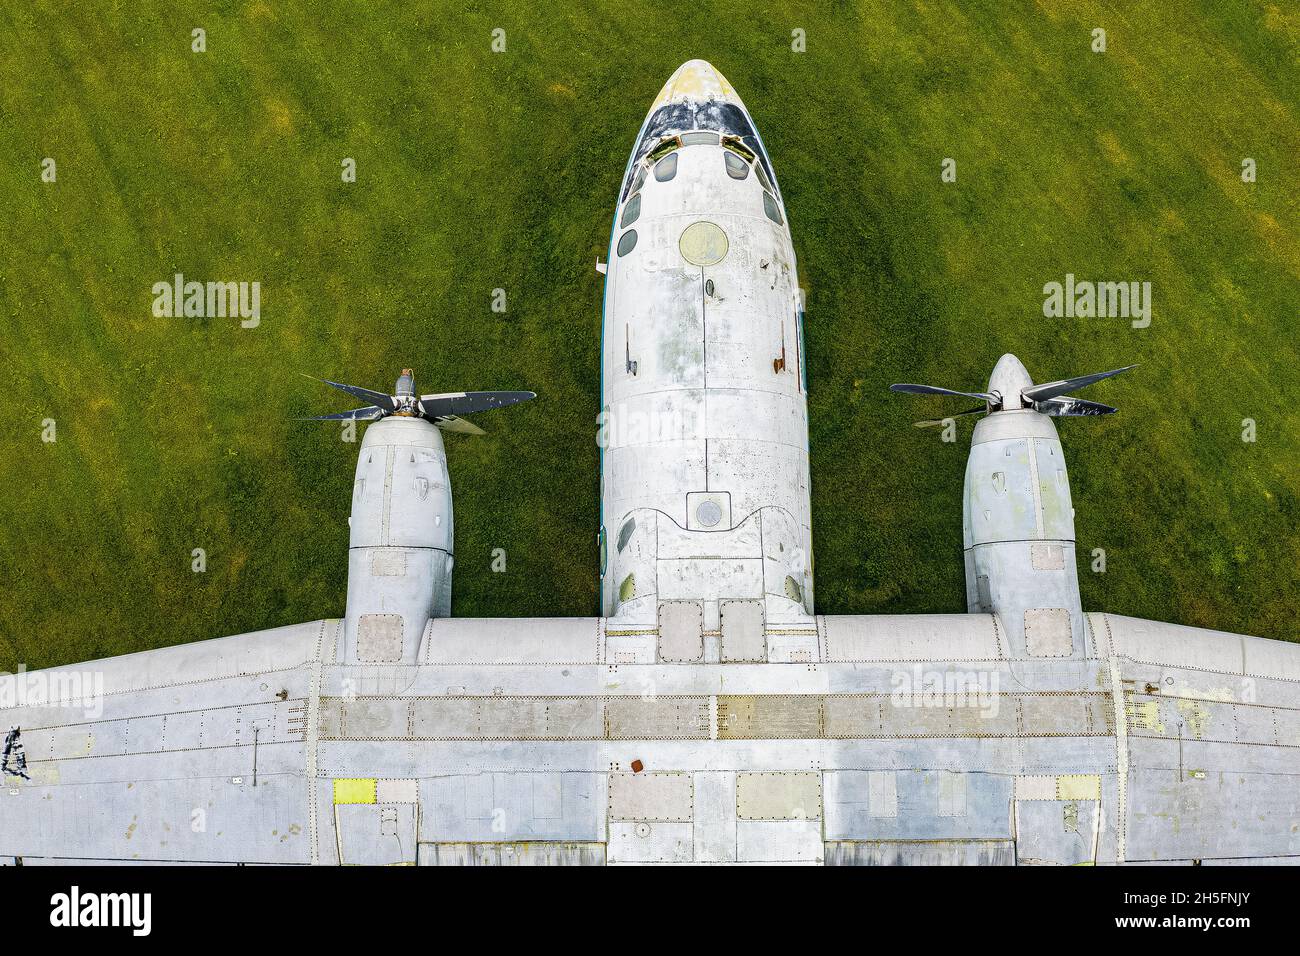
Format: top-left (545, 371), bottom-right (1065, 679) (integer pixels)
top-left (681, 131), bottom-right (720, 146)
top-left (617, 229), bottom-right (638, 256)
top-left (617, 517), bottom-right (637, 552)
top-left (620, 193), bottom-right (641, 228)
top-left (654, 152), bottom-right (678, 182)
top-left (724, 152), bottom-right (750, 180)
top-left (762, 191), bottom-right (784, 226)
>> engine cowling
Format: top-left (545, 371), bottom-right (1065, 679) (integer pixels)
top-left (962, 406), bottom-right (1083, 658)
top-left (342, 416), bottom-right (453, 663)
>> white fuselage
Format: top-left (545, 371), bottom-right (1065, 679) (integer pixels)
top-left (600, 63), bottom-right (813, 632)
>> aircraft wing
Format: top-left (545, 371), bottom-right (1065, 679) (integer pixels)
top-left (1, 612), bottom-right (1297, 865)
top-left (0, 620), bottom-right (333, 865)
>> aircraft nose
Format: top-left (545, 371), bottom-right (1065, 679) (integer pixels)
top-left (652, 59), bottom-right (742, 109)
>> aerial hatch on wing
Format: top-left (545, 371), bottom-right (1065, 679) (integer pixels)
top-left (889, 353), bottom-right (1136, 427)
top-left (302, 369), bottom-right (536, 434)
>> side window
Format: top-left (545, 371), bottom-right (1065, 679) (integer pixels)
top-left (654, 152), bottom-right (678, 182)
top-left (617, 229), bottom-right (638, 256)
top-left (724, 152), bottom-right (749, 180)
top-left (620, 193), bottom-right (641, 228)
top-left (763, 191), bottom-right (784, 226)
top-left (754, 161), bottom-right (774, 194)
top-left (630, 164), bottom-right (647, 195)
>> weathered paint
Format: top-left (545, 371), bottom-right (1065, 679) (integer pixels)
top-left (0, 63), bottom-right (1294, 867)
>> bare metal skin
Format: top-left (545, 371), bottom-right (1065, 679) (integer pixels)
top-left (0, 67), bottom-right (1291, 866)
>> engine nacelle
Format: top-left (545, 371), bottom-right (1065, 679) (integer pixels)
top-left (343, 416), bottom-right (453, 663)
top-left (962, 408), bottom-right (1084, 659)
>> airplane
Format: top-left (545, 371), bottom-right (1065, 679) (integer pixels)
top-left (1, 60), bottom-right (1296, 866)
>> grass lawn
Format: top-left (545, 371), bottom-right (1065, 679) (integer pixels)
top-left (1, 1), bottom-right (1296, 670)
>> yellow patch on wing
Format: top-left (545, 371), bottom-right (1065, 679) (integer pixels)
top-left (333, 778), bottom-right (377, 804)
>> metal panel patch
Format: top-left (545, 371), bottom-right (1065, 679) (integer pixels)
top-left (1030, 543), bottom-right (1065, 571)
top-left (717, 695), bottom-right (823, 739)
top-left (736, 772), bottom-right (822, 821)
top-left (658, 601), bottom-right (704, 663)
top-left (868, 771), bottom-right (898, 818)
top-left (357, 613), bottom-right (404, 663)
top-left (1025, 608), bottom-right (1073, 657)
top-left (608, 772), bottom-right (694, 822)
top-left (720, 600), bottom-right (766, 662)
top-left (370, 550), bottom-right (407, 576)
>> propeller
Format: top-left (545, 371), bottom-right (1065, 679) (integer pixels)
top-left (890, 355), bottom-right (1134, 428)
top-left (888, 384), bottom-right (996, 402)
top-left (302, 370), bottom-right (535, 433)
top-left (911, 406), bottom-right (987, 429)
top-left (317, 378), bottom-right (396, 412)
top-left (1021, 366), bottom-right (1136, 403)
top-left (417, 391), bottom-right (537, 418)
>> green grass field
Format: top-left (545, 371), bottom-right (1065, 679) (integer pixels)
top-left (1, 2), bottom-right (1296, 670)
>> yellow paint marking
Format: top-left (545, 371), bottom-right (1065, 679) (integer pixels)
top-left (1176, 698), bottom-right (1211, 738)
top-left (333, 778), bottom-right (377, 805)
top-left (1127, 698), bottom-right (1165, 734)
top-left (652, 60), bottom-right (739, 109)
top-left (1056, 774), bottom-right (1102, 801)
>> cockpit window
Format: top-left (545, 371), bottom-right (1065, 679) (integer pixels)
top-left (763, 191), bottom-right (784, 226)
top-left (754, 160), bottom-right (774, 195)
top-left (617, 229), bottom-right (638, 256)
top-left (620, 193), bottom-right (641, 228)
top-left (681, 131), bottom-right (720, 146)
top-left (647, 136), bottom-right (681, 163)
top-left (654, 152), bottom-right (678, 182)
top-left (630, 164), bottom-right (647, 195)
top-left (724, 152), bottom-right (750, 180)
top-left (722, 136), bottom-right (755, 163)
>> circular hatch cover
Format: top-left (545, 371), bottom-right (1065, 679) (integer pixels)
top-left (696, 499), bottom-right (723, 527)
top-left (679, 221), bottom-right (729, 266)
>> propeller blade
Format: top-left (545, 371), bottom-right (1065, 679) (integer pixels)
top-left (418, 390), bottom-right (536, 418)
top-left (1020, 365), bottom-right (1136, 403)
top-left (432, 415), bottom-right (487, 436)
top-left (1037, 396), bottom-right (1118, 417)
top-left (304, 375), bottom-right (396, 412)
top-left (890, 383), bottom-right (996, 403)
top-left (299, 406), bottom-right (385, 421)
top-left (913, 406), bottom-right (987, 428)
